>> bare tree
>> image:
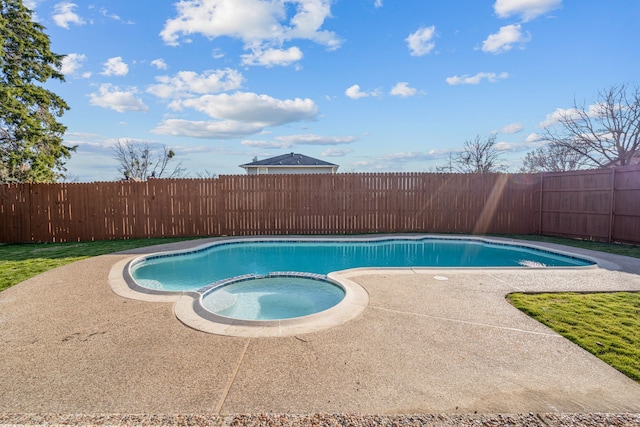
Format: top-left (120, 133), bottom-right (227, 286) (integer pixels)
top-left (520, 143), bottom-right (590, 173)
top-left (194, 170), bottom-right (218, 179)
top-left (540, 83), bottom-right (640, 167)
top-left (113, 139), bottom-right (186, 181)
top-left (441, 134), bottom-right (507, 174)
top-left (435, 152), bottom-right (455, 173)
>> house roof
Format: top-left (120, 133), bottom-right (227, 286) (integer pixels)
top-left (240, 153), bottom-right (337, 168)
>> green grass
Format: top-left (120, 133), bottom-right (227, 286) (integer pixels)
top-left (508, 292), bottom-right (640, 382)
top-left (495, 234), bottom-right (640, 258)
top-left (0, 234), bottom-right (639, 382)
top-left (0, 238), bottom-right (193, 292)
top-left (499, 235), bottom-right (640, 382)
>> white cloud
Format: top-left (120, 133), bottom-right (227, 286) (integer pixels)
top-left (354, 150), bottom-right (449, 171)
top-left (99, 8), bottom-right (118, 20)
top-left (406, 25), bottom-right (436, 56)
top-left (242, 134), bottom-right (356, 149)
top-left (177, 92), bottom-right (318, 126)
top-left (539, 108), bottom-right (572, 127)
top-left (498, 122), bottom-right (524, 134)
top-left (322, 147), bottom-right (352, 157)
top-left (153, 92), bottom-right (318, 138)
top-left (147, 69), bottom-right (244, 99)
top-left (350, 159), bottom-right (379, 169)
top-left (494, 137), bottom-right (547, 152)
top-left (152, 119), bottom-right (264, 139)
top-left (345, 84), bottom-right (380, 99)
top-left (286, 1), bottom-right (341, 49)
top-left (494, 141), bottom-right (518, 151)
top-left (88, 84), bottom-right (149, 113)
top-left (151, 59), bottom-right (168, 70)
top-left (482, 24), bottom-right (531, 54)
top-left (241, 46), bottom-right (303, 67)
top-left (445, 72), bottom-right (509, 85)
top-left (160, 0), bottom-right (341, 66)
top-left (346, 84), bottom-right (367, 99)
top-left (101, 57), bottom-right (129, 76)
top-left (390, 82), bottom-right (418, 97)
top-left (539, 104), bottom-right (602, 127)
top-left (24, 0), bottom-right (40, 9)
top-left (526, 132), bottom-right (542, 143)
top-left (276, 134), bottom-right (357, 145)
top-left (384, 151), bottom-right (447, 161)
top-left (99, 7), bottom-right (133, 24)
top-left (160, 0), bottom-right (280, 45)
top-left (25, 0), bottom-right (46, 21)
top-left (52, 2), bottom-right (86, 29)
top-left (494, 0), bottom-right (562, 22)
top-left (60, 53), bottom-right (86, 75)
top-left (240, 140), bottom-right (286, 149)
top-left (374, 0), bottom-right (383, 8)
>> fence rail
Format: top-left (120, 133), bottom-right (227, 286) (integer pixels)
top-left (1, 167), bottom-right (639, 244)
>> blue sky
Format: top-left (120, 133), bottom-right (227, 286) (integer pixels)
top-left (28, 0), bottom-right (640, 181)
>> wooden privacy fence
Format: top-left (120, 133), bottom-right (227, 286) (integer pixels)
top-left (1, 168), bottom-right (638, 244)
top-left (534, 164), bottom-right (640, 244)
top-left (0, 173), bottom-right (538, 243)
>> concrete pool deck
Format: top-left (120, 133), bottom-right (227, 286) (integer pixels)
top-left (1, 236), bottom-right (639, 425)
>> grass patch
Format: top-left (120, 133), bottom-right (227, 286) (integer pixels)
top-left (502, 236), bottom-right (640, 382)
top-left (495, 234), bottom-right (640, 259)
top-left (508, 292), bottom-right (640, 382)
top-left (0, 238), bottom-right (193, 292)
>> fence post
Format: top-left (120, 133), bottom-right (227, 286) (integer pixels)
top-left (538, 172), bottom-right (543, 235)
top-left (608, 167), bottom-right (616, 243)
top-left (26, 183), bottom-right (33, 242)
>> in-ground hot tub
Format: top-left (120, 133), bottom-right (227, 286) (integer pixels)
top-left (200, 273), bottom-right (346, 321)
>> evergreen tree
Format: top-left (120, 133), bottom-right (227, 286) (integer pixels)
top-left (0, 0), bottom-right (73, 183)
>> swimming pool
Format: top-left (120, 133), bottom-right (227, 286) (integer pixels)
top-left (120, 235), bottom-right (597, 337)
top-left (130, 236), bottom-right (595, 293)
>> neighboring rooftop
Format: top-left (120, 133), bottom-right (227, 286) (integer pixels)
top-left (241, 152), bottom-right (337, 167)
top-left (239, 152), bottom-right (339, 174)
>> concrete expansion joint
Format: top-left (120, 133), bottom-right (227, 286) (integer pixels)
top-left (214, 338), bottom-right (251, 414)
top-left (487, 273), bottom-right (526, 292)
top-left (368, 305), bottom-right (561, 337)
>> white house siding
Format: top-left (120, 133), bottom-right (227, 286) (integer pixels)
top-left (245, 166), bottom-right (336, 175)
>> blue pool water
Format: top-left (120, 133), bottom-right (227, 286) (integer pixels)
top-left (130, 237), bottom-right (594, 292)
top-left (202, 275), bottom-right (345, 321)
